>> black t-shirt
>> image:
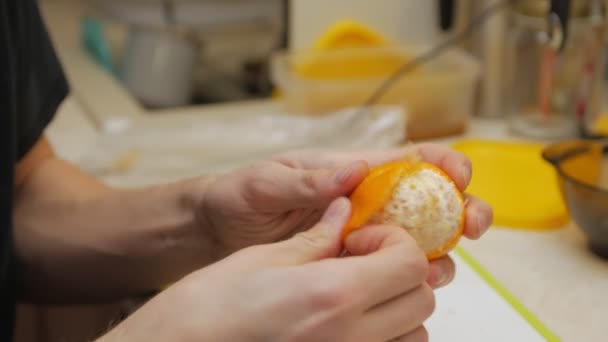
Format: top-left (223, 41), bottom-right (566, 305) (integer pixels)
top-left (1, 0), bottom-right (69, 339)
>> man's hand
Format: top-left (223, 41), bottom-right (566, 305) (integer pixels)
top-left (199, 144), bottom-right (492, 287)
top-left (14, 138), bottom-right (490, 303)
top-left (99, 199), bottom-right (435, 342)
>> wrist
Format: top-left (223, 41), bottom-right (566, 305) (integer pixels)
top-left (113, 176), bottom-right (219, 288)
top-left (172, 175), bottom-right (222, 260)
top-left (181, 174), bottom-right (217, 232)
top-left (164, 174), bottom-right (219, 257)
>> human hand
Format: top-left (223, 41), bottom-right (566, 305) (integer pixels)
top-left (99, 198), bottom-right (435, 342)
top-left (198, 144), bottom-right (492, 287)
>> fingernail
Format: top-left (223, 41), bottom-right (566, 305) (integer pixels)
top-left (320, 197), bottom-right (351, 229)
top-left (334, 162), bottom-right (361, 185)
top-left (477, 209), bottom-right (492, 235)
top-left (436, 271), bottom-right (450, 288)
top-left (460, 163), bottom-right (471, 186)
top-left (431, 263), bottom-right (451, 288)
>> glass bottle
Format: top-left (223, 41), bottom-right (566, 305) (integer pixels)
top-left (505, 0), bottom-right (606, 140)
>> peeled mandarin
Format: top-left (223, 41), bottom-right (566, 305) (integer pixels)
top-left (342, 160), bottom-right (465, 260)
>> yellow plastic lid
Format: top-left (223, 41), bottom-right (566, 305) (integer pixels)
top-left (313, 19), bottom-right (388, 51)
top-left (452, 139), bottom-right (569, 230)
top-left (591, 114), bottom-right (608, 136)
top-left (293, 19), bottom-right (417, 80)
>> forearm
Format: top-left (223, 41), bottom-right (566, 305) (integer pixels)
top-left (13, 156), bottom-right (215, 304)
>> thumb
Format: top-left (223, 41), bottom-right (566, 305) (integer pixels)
top-left (269, 197), bottom-right (351, 266)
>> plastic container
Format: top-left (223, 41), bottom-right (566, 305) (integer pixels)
top-left (270, 45), bottom-right (481, 140)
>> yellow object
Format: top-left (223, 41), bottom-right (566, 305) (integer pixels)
top-left (592, 114), bottom-right (608, 136)
top-left (293, 49), bottom-right (412, 79)
top-left (271, 19), bottom-right (479, 140)
top-left (452, 139), bottom-right (569, 229)
top-left (544, 139), bottom-right (604, 188)
top-left (343, 160), bottom-right (465, 260)
top-left (313, 19), bottom-right (388, 51)
top-left (293, 19), bottom-right (418, 80)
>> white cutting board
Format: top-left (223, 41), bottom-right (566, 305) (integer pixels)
top-left (425, 249), bottom-right (555, 342)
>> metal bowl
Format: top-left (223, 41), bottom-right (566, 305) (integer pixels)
top-left (542, 139), bottom-right (608, 259)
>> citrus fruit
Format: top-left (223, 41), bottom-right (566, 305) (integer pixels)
top-left (342, 160), bottom-right (465, 260)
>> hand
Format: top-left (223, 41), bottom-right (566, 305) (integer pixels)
top-left (99, 199), bottom-right (434, 342)
top-left (198, 144), bottom-right (492, 287)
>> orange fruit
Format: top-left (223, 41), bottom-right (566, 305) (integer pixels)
top-left (342, 160), bottom-right (465, 260)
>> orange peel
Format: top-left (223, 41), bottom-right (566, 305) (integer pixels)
top-left (342, 160), bottom-right (465, 260)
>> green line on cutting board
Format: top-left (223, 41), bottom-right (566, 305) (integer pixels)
top-left (454, 246), bottom-right (561, 342)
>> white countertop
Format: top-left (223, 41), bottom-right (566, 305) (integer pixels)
top-left (41, 1), bottom-right (608, 341)
top-left (47, 103), bottom-right (608, 342)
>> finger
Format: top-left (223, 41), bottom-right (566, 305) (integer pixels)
top-left (358, 284), bottom-right (435, 342)
top-left (338, 225), bottom-right (429, 308)
top-left (426, 256), bottom-right (455, 289)
top-left (273, 148), bottom-right (408, 170)
top-left (268, 197), bottom-right (351, 265)
top-left (298, 144), bottom-right (472, 190)
top-left (416, 143), bottom-right (472, 191)
top-left (273, 144), bottom-right (473, 192)
top-left (387, 326), bottom-right (429, 342)
top-left (463, 194), bottom-right (493, 240)
top-left (245, 161), bottom-right (369, 211)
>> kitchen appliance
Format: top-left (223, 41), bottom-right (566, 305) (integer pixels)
top-left (542, 138), bottom-right (608, 259)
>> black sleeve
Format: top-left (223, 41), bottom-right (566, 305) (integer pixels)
top-left (8, 0), bottom-right (70, 160)
top-left (0, 3), bottom-right (69, 339)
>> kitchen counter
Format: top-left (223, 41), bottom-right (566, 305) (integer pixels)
top-left (47, 106), bottom-right (608, 342)
top-left (38, 1), bottom-right (608, 341)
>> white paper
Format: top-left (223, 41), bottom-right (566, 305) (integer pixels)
top-left (426, 253), bottom-right (548, 342)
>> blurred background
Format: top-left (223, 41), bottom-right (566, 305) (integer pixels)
top-left (17, 0), bottom-right (608, 341)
